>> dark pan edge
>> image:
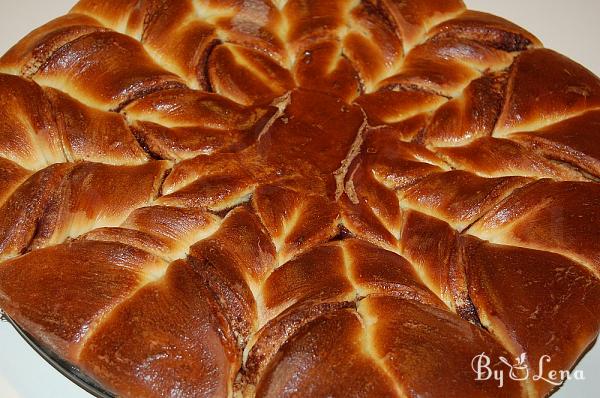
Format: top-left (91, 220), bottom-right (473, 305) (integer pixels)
top-left (0, 312), bottom-right (115, 398)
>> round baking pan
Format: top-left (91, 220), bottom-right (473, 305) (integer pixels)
top-left (0, 312), bottom-right (114, 398)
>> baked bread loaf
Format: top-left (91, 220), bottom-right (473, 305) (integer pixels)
top-left (0, 1), bottom-right (599, 397)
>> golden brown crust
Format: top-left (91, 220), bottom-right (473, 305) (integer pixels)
top-left (496, 49), bottom-right (600, 135)
top-left (0, 74), bottom-right (148, 167)
top-left (254, 308), bottom-right (400, 398)
top-left (33, 31), bottom-right (186, 110)
top-left (79, 260), bottom-right (239, 398)
top-left (399, 170), bottom-right (532, 230)
top-left (242, 300), bottom-right (356, 391)
top-left (0, 14), bottom-right (106, 77)
top-left (437, 137), bottom-right (588, 180)
top-left (261, 243), bottom-right (353, 316)
top-left (0, 163), bottom-right (73, 259)
top-left (510, 110), bottom-right (600, 178)
top-left (460, 236), bottom-right (600, 397)
top-left (253, 184), bottom-right (339, 263)
top-left (469, 180), bottom-right (600, 275)
top-left (0, 240), bottom-right (166, 359)
top-left (0, 1), bottom-right (599, 397)
top-left (0, 158), bottom-right (31, 207)
top-left (125, 88), bottom-right (274, 160)
top-left (83, 205), bottom-right (221, 261)
top-left (362, 295), bottom-right (525, 398)
top-left (29, 161), bottom-right (169, 250)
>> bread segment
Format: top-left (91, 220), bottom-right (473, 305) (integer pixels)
top-left (78, 260), bottom-right (239, 398)
top-left (459, 236), bottom-right (600, 397)
top-left (32, 31), bottom-right (186, 111)
top-left (254, 308), bottom-right (401, 398)
top-left (469, 180), bottom-right (600, 275)
top-left (0, 240), bottom-right (167, 361)
top-left (0, 74), bottom-right (148, 168)
top-left (360, 295), bottom-right (525, 398)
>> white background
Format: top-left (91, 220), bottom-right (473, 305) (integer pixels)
top-left (0, 0), bottom-right (599, 397)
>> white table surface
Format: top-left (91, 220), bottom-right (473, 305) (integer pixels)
top-left (0, 1), bottom-right (599, 397)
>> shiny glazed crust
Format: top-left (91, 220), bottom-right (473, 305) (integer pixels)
top-left (0, 1), bottom-right (599, 397)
